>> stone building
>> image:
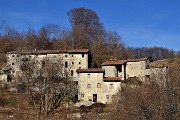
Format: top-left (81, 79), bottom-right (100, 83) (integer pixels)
top-left (5, 49), bottom-right (90, 81)
top-left (126, 57), bottom-right (152, 82)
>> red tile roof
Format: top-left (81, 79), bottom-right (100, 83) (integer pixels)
top-left (76, 68), bottom-right (105, 73)
top-left (103, 77), bottom-right (121, 82)
top-left (7, 49), bottom-right (89, 55)
top-left (101, 60), bottom-right (126, 66)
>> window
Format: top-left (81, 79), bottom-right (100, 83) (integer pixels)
top-left (42, 61), bottom-right (45, 67)
top-left (97, 83), bottom-right (101, 88)
top-left (12, 63), bottom-right (14, 65)
top-left (79, 67), bottom-right (81, 69)
top-left (146, 75), bottom-right (150, 81)
top-left (81, 93), bottom-right (84, 98)
top-left (72, 62), bottom-right (74, 65)
top-left (65, 61), bottom-right (68, 68)
top-left (12, 55), bottom-right (14, 57)
top-left (71, 70), bottom-right (74, 76)
top-left (106, 95), bottom-right (109, 99)
top-left (146, 64), bottom-right (150, 69)
top-left (82, 54), bottom-right (84, 58)
top-left (17, 55), bottom-right (19, 57)
top-left (87, 73), bottom-right (90, 78)
top-left (79, 62), bottom-right (81, 64)
top-left (65, 55), bottom-right (68, 57)
top-left (87, 84), bottom-right (91, 88)
top-left (109, 83), bottom-right (114, 89)
top-left (72, 55), bottom-right (73, 57)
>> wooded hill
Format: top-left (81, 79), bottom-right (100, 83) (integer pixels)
top-left (0, 7), bottom-right (179, 68)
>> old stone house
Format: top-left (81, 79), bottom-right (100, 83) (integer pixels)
top-left (5, 49), bottom-right (90, 81)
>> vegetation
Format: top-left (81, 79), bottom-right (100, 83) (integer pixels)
top-left (0, 7), bottom-right (180, 119)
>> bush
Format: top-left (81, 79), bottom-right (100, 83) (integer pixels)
top-left (0, 97), bottom-right (6, 106)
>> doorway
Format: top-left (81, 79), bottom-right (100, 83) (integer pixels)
top-left (93, 94), bottom-right (97, 102)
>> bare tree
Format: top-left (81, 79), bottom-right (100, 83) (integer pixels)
top-left (19, 56), bottom-right (77, 117)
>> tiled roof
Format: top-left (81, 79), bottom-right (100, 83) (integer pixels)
top-left (101, 57), bottom-right (152, 66)
top-left (68, 49), bottom-right (89, 53)
top-left (101, 60), bottom-right (126, 66)
top-left (76, 68), bottom-right (105, 73)
top-left (7, 49), bottom-right (89, 55)
top-left (103, 77), bottom-right (121, 82)
top-left (127, 57), bottom-right (150, 62)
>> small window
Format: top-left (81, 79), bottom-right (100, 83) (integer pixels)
top-left (17, 55), bottom-right (19, 57)
top-left (79, 67), bottom-right (81, 69)
top-left (12, 63), bottom-right (15, 65)
top-left (65, 55), bottom-right (68, 57)
top-left (12, 71), bottom-right (15, 73)
top-left (42, 61), bottom-right (45, 67)
top-left (72, 62), bottom-right (74, 65)
top-left (106, 95), bottom-right (109, 99)
top-left (72, 55), bottom-right (73, 57)
top-left (109, 83), bottom-right (114, 89)
top-left (79, 62), bottom-right (81, 64)
top-left (87, 73), bottom-right (90, 78)
top-left (146, 65), bottom-right (150, 69)
top-left (82, 54), bottom-right (84, 58)
top-left (97, 83), bottom-right (101, 88)
top-left (71, 70), bottom-right (74, 76)
top-left (146, 75), bottom-right (150, 81)
top-left (12, 55), bottom-right (14, 57)
top-left (81, 93), bottom-right (84, 98)
top-left (87, 84), bottom-right (91, 88)
top-left (65, 61), bottom-right (68, 68)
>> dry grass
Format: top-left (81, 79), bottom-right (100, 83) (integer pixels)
top-left (0, 91), bottom-right (112, 120)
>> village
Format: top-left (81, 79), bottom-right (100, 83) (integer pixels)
top-left (0, 49), bottom-right (167, 104)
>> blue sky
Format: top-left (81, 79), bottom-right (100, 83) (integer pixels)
top-left (0, 0), bottom-right (180, 51)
